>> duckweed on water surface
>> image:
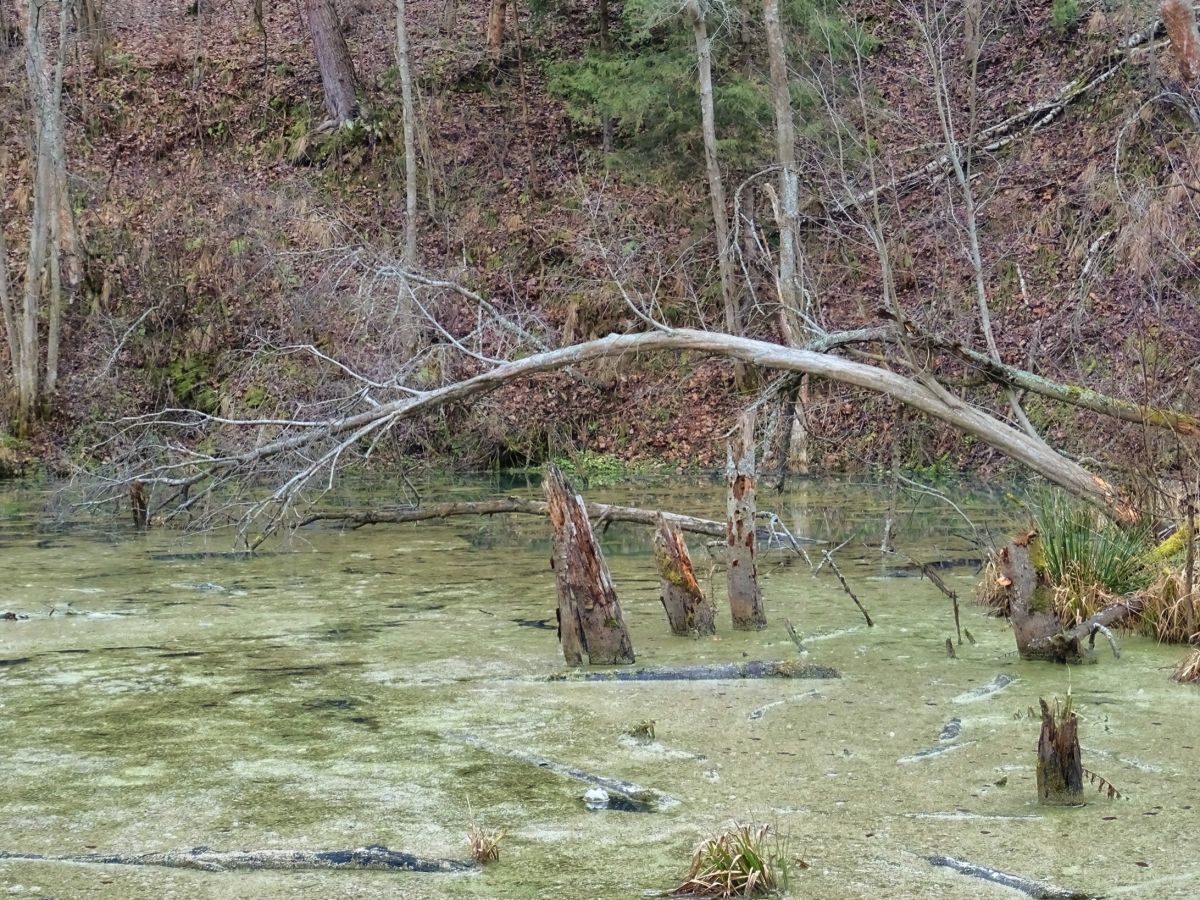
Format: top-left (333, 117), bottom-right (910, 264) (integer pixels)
top-left (2, 478), bottom-right (1200, 898)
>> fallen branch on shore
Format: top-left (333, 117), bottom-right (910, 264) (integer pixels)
top-left (927, 854), bottom-right (1093, 899)
top-left (444, 732), bottom-right (678, 812)
top-left (0, 846), bottom-right (473, 873)
top-left (544, 660), bottom-right (840, 681)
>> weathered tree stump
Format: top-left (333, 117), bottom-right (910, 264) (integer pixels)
top-left (994, 534), bottom-right (1138, 663)
top-left (544, 465), bottom-right (635, 666)
top-left (130, 480), bottom-right (149, 531)
top-left (1036, 696), bottom-right (1083, 805)
top-left (726, 411), bottom-right (766, 630)
top-left (653, 516), bottom-right (716, 636)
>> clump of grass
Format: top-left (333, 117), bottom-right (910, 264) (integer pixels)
top-left (1137, 570), bottom-right (1199, 644)
top-left (675, 822), bottom-right (796, 898)
top-left (1172, 647), bottom-right (1200, 683)
top-left (465, 804), bottom-right (506, 865)
top-left (1033, 495), bottom-right (1155, 625)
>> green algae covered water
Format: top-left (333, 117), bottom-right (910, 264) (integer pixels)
top-left (2, 476), bottom-right (1199, 899)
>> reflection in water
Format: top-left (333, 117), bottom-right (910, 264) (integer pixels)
top-left (0, 476), bottom-right (1197, 898)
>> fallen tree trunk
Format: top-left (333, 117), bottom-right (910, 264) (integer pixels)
top-left (994, 536), bottom-right (1142, 663)
top-left (128, 328), bottom-right (1138, 529)
top-left (544, 466), bottom-right (635, 666)
top-left (653, 516), bottom-right (716, 636)
top-left (0, 846), bottom-right (472, 873)
top-left (545, 659), bottom-right (840, 681)
top-left (928, 854), bottom-right (1092, 899)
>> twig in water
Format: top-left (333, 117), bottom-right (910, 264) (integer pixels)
top-left (822, 550), bottom-right (873, 627)
top-left (784, 618), bottom-right (807, 654)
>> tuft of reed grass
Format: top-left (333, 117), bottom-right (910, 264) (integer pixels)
top-left (1137, 570), bottom-right (1199, 644)
top-left (465, 804), bottom-right (506, 865)
top-left (1172, 647), bottom-right (1200, 683)
top-left (675, 822), bottom-right (796, 898)
top-left (1033, 494), bottom-right (1155, 625)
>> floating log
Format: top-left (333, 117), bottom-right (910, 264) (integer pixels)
top-left (543, 466), bottom-right (635, 666)
top-left (545, 659), bottom-right (839, 681)
top-left (995, 535), bottom-right (1140, 663)
top-left (1037, 696), bottom-right (1084, 806)
top-left (444, 732), bottom-right (677, 812)
top-left (653, 516), bottom-right (716, 636)
top-left (0, 846), bottom-right (473, 873)
top-left (928, 854), bottom-right (1092, 899)
top-left (726, 411), bottom-right (766, 630)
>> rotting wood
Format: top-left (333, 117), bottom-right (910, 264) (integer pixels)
top-left (130, 480), bottom-right (148, 531)
top-left (653, 516), bottom-right (716, 636)
top-left (544, 466), bottom-right (635, 667)
top-left (444, 732), bottom-right (677, 812)
top-left (544, 660), bottom-right (839, 682)
top-left (994, 536), bottom-right (1142, 663)
top-left (726, 411), bottom-right (766, 630)
top-left (927, 854), bottom-right (1093, 899)
top-left (1037, 696), bottom-right (1084, 806)
top-left (0, 846), bottom-right (472, 873)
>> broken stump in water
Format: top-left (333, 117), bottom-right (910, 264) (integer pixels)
top-left (544, 465), bottom-right (635, 666)
top-left (653, 515), bottom-right (716, 636)
top-left (726, 410), bottom-right (766, 630)
top-left (1037, 696), bottom-right (1084, 805)
top-left (994, 533), bottom-right (1138, 663)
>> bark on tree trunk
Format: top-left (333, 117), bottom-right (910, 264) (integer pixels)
top-left (1036, 696), bottom-right (1083, 805)
top-left (544, 465), bottom-right (636, 666)
top-left (487, 0), bottom-right (506, 62)
top-left (395, 0), bottom-right (418, 267)
top-left (726, 411), bottom-right (766, 630)
top-left (653, 516), bottom-right (716, 636)
top-left (684, 0), bottom-right (745, 388)
top-left (305, 0), bottom-right (358, 125)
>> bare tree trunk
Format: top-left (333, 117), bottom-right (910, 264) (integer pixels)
top-left (598, 0), bottom-right (613, 152)
top-left (305, 0), bottom-right (358, 125)
top-left (1163, 0), bottom-right (1200, 84)
top-left (79, 0), bottom-right (108, 74)
top-left (726, 410), bottom-right (766, 630)
top-left (544, 466), bottom-right (636, 666)
top-left (653, 516), bottom-right (716, 636)
top-left (763, 0), bottom-right (803, 336)
top-left (684, 0), bottom-right (744, 388)
top-left (1036, 697), bottom-right (1083, 805)
top-left (440, 0), bottom-right (457, 34)
top-left (395, 0), bottom-right (418, 266)
top-left (0, 209), bottom-right (19, 392)
top-left (487, 0), bottom-right (506, 62)
top-left (762, 0), bottom-right (809, 472)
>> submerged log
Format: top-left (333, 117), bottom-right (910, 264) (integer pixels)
top-left (928, 854), bottom-right (1092, 899)
top-left (544, 466), bottom-right (635, 666)
top-left (444, 732), bottom-right (678, 811)
top-left (1037, 696), bottom-right (1084, 805)
top-left (995, 535), bottom-right (1141, 663)
top-left (726, 411), bottom-right (766, 630)
top-left (545, 659), bottom-right (839, 681)
top-left (653, 516), bottom-right (716, 636)
top-left (0, 846), bottom-right (473, 873)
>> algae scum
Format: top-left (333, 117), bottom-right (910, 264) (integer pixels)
top-left (2, 478), bottom-right (1199, 899)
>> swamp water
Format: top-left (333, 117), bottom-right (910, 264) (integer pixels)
top-left (1, 477), bottom-right (1198, 899)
